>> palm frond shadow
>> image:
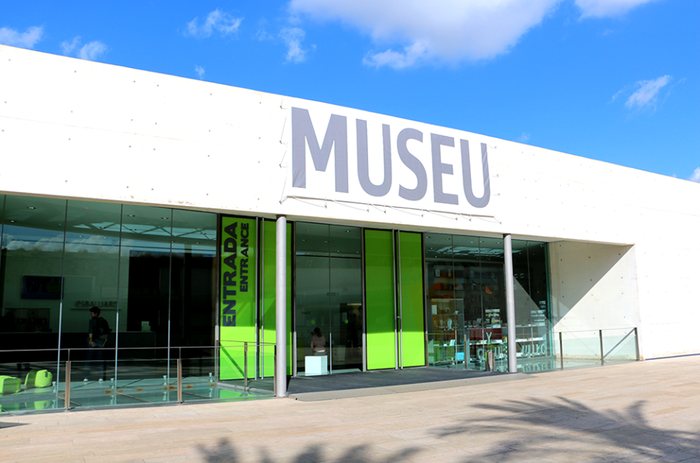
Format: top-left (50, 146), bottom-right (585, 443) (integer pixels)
top-left (432, 396), bottom-right (700, 462)
top-left (197, 438), bottom-right (420, 463)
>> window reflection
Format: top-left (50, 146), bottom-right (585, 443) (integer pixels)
top-left (1, 196), bottom-right (66, 341)
top-left (512, 240), bottom-right (551, 366)
top-left (295, 223), bottom-right (362, 375)
top-left (426, 234), bottom-right (552, 372)
top-left (0, 195), bottom-right (218, 391)
top-left (426, 233), bottom-right (507, 371)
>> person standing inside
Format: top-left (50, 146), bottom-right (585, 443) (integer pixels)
top-left (310, 327), bottom-right (326, 355)
top-left (84, 306), bottom-right (110, 381)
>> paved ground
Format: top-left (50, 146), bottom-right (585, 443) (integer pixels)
top-left (1, 355), bottom-right (699, 463)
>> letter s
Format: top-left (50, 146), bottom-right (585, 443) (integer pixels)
top-left (397, 128), bottom-right (427, 201)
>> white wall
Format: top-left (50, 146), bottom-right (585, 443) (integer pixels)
top-left (548, 241), bottom-right (641, 359)
top-left (1, 45), bottom-right (699, 357)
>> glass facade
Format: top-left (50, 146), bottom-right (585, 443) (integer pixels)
top-left (1, 193), bottom-right (564, 414)
top-left (425, 234), bottom-right (508, 370)
top-left (512, 240), bottom-right (553, 371)
top-left (0, 196), bottom-right (217, 352)
top-left (425, 233), bottom-right (552, 371)
top-left (295, 223), bottom-right (363, 375)
top-left (0, 194), bottom-right (225, 411)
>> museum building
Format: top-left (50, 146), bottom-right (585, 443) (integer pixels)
top-left (0, 44), bottom-right (699, 409)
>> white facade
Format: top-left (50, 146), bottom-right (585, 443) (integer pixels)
top-left (1, 44), bottom-right (699, 359)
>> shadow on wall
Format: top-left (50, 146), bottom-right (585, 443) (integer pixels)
top-left (432, 397), bottom-right (700, 462)
top-left (549, 242), bottom-right (639, 330)
top-left (197, 440), bottom-right (419, 463)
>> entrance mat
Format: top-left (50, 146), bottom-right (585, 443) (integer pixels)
top-left (288, 367), bottom-right (529, 401)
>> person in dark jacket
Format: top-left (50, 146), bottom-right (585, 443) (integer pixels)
top-left (83, 306), bottom-right (108, 381)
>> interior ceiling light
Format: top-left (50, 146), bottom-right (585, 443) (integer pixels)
top-left (27, 206), bottom-right (36, 210)
top-left (127, 214), bottom-right (135, 218)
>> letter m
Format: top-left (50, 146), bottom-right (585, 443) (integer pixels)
top-left (292, 107), bottom-right (348, 193)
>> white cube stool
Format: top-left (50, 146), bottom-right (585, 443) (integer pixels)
top-left (305, 355), bottom-right (328, 376)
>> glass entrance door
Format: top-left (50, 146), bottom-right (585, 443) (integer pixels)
top-left (295, 223), bottom-right (362, 375)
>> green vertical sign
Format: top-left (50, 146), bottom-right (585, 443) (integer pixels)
top-left (220, 216), bottom-right (257, 380)
top-left (365, 229), bottom-right (397, 370)
top-left (399, 231), bottom-right (426, 368)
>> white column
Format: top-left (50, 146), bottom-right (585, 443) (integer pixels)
top-left (504, 234), bottom-right (517, 373)
top-left (275, 215), bottom-right (287, 397)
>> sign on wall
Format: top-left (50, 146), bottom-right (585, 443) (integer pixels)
top-left (288, 106), bottom-right (493, 215)
top-left (220, 216), bottom-right (257, 380)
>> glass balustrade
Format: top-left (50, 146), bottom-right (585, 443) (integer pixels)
top-left (0, 343), bottom-right (276, 414)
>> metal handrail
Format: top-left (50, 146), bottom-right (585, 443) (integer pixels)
top-left (0, 343), bottom-right (275, 354)
top-left (427, 326), bottom-right (639, 372)
top-left (2, 342), bottom-right (279, 413)
top-left (552, 327), bottom-right (638, 334)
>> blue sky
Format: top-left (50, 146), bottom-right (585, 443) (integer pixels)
top-left (2, 0), bottom-right (699, 182)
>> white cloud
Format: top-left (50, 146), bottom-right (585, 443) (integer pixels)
top-left (289, 0), bottom-right (561, 68)
top-left (186, 9), bottom-right (242, 38)
top-left (624, 75), bottom-right (672, 111)
top-left (195, 65), bottom-right (205, 79)
top-left (363, 42), bottom-right (426, 69)
top-left (78, 41), bottom-right (107, 60)
top-left (5, 234), bottom-right (64, 252)
top-left (0, 26), bottom-right (44, 48)
top-left (280, 27), bottom-right (307, 63)
top-left (575, 0), bottom-right (660, 18)
top-left (61, 36), bottom-right (81, 55)
top-left (65, 235), bottom-right (119, 254)
top-left (518, 133), bottom-right (532, 143)
top-left (256, 19), bottom-right (273, 41)
top-left (61, 36), bottom-right (108, 61)
top-left (690, 168), bottom-right (700, 183)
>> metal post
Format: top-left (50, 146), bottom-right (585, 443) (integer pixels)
top-left (273, 345), bottom-right (277, 397)
top-left (275, 215), bottom-right (287, 397)
top-left (329, 332), bottom-right (333, 375)
top-left (256, 218), bottom-right (261, 381)
top-left (559, 332), bottom-right (564, 370)
top-left (503, 234), bottom-right (517, 373)
top-left (177, 357), bottom-right (183, 404)
top-left (634, 327), bottom-right (640, 361)
top-left (397, 232), bottom-right (403, 369)
top-left (599, 330), bottom-right (605, 365)
top-left (464, 333), bottom-right (468, 370)
top-left (114, 311), bottom-right (120, 387)
top-left (244, 342), bottom-right (248, 390)
top-left (64, 360), bottom-right (71, 410)
top-left (392, 231), bottom-right (399, 370)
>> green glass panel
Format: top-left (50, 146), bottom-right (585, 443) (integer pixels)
top-left (365, 230), bottom-right (396, 370)
top-left (399, 231), bottom-right (425, 367)
top-left (220, 217), bottom-right (257, 380)
top-left (261, 220), bottom-right (293, 377)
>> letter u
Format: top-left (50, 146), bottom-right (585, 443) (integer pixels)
top-left (356, 120), bottom-right (392, 197)
top-left (460, 140), bottom-right (491, 208)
